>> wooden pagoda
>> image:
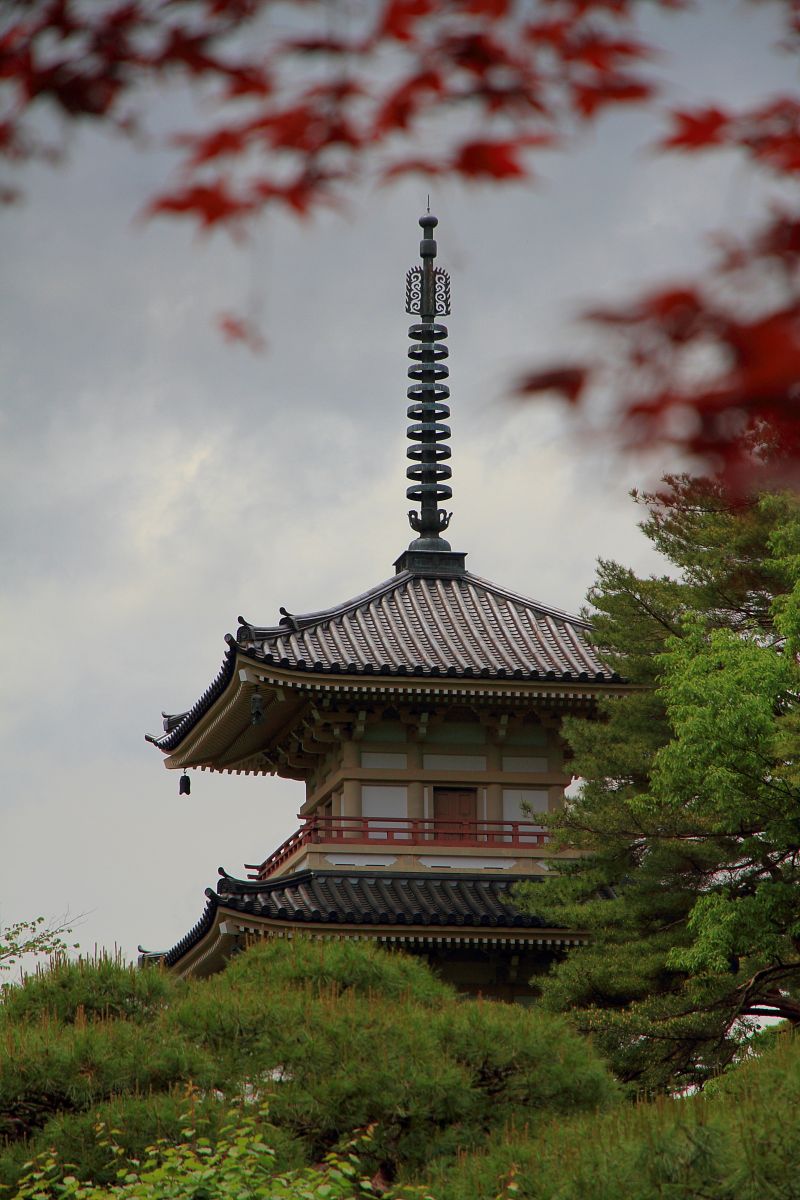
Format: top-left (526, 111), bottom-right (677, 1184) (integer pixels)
top-left (142, 215), bottom-right (628, 998)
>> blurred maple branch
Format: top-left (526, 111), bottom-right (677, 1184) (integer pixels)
top-left (3, 0), bottom-right (800, 485)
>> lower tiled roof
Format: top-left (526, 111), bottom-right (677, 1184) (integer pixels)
top-left (159, 869), bottom-right (546, 968)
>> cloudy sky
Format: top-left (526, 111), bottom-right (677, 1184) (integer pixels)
top-left (1, 2), bottom-right (795, 965)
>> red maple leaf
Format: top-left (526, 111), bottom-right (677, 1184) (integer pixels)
top-left (660, 106), bottom-right (730, 150)
top-left (373, 69), bottom-right (444, 134)
top-left (516, 366), bottom-right (589, 404)
top-left (146, 182), bottom-right (252, 229)
top-left (378, 0), bottom-right (435, 42)
top-left (461, 0), bottom-right (512, 14)
top-left (573, 76), bottom-right (654, 119)
top-left (453, 139), bottom-right (529, 178)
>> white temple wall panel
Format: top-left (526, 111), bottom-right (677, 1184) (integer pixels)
top-left (501, 755), bottom-right (548, 773)
top-left (362, 784), bottom-right (409, 819)
top-left (360, 751), bottom-right (408, 769)
top-left (422, 753), bottom-right (488, 771)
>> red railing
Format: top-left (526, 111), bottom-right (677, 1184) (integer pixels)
top-left (246, 815), bottom-right (549, 880)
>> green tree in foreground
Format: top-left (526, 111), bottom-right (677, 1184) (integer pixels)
top-left (0, 939), bottom-right (616, 1193)
top-left (427, 1029), bottom-right (800, 1200)
top-left (10, 972), bottom-right (800, 1200)
top-left (516, 477), bottom-right (800, 1093)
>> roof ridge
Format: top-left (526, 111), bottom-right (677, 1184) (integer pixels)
top-left (461, 571), bottom-right (590, 628)
top-left (220, 868), bottom-right (540, 890)
top-left (239, 569), bottom-right (590, 643)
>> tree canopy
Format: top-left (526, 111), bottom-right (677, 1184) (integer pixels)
top-left (516, 476), bottom-right (800, 1092)
top-left (8, 942), bottom-right (800, 1199)
top-left (0, 938), bottom-right (616, 1194)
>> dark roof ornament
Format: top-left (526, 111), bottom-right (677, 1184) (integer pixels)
top-left (395, 213), bottom-right (466, 577)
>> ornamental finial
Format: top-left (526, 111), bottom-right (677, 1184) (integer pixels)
top-left (404, 213), bottom-right (452, 549)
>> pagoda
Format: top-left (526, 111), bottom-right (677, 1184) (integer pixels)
top-left (142, 214), bottom-right (627, 998)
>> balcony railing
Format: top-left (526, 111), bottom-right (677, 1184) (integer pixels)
top-left (245, 815), bottom-right (549, 881)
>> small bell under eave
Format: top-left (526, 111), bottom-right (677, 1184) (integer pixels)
top-left (179, 772), bottom-right (191, 796)
top-left (251, 692), bottom-right (265, 726)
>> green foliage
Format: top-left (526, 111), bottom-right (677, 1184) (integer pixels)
top-left (423, 1032), bottom-right (800, 1200)
top-left (9, 1107), bottom-right (408, 1200)
top-left (0, 1016), bottom-right (218, 1142)
top-left (515, 478), bottom-right (800, 1092)
top-left (221, 937), bottom-right (451, 1005)
top-left (0, 955), bottom-right (174, 1026)
top-left (0, 919), bottom-right (79, 974)
top-left (12, 1020), bottom-right (800, 1200)
top-left (0, 1094), bottom-right (302, 1192)
top-left (0, 938), bottom-right (616, 1192)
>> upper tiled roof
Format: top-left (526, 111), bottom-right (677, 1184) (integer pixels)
top-left (236, 569), bottom-right (616, 683)
top-left (150, 568), bottom-right (621, 755)
top-left (157, 868), bottom-right (549, 967)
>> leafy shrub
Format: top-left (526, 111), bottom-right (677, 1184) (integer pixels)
top-left (423, 1031), bottom-right (800, 1200)
top-left (8, 1107), bottom-right (399, 1200)
top-left (0, 1019), bottom-right (217, 1141)
top-left (221, 938), bottom-right (452, 1006)
top-left (0, 937), bottom-right (617, 1191)
top-left (0, 957), bottom-right (174, 1026)
top-left (0, 1094), bottom-right (304, 1191)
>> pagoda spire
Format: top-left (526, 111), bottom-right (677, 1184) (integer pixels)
top-left (405, 212), bottom-right (452, 542)
top-left (394, 213), bottom-right (465, 576)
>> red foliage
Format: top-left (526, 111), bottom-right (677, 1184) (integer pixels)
top-left (3, 0), bottom-right (800, 485)
top-left (517, 367), bottom-right (589, 404)
top-left (559, 260), bottom-right (800, 487)
top-left (661, 97), bottom-right (800, 175)
top-left (660, 106), bottom-right (730, 150)
top-left (1, 0), bottom-right (667, 218)
top-left (147, 182), bottom-right (253, 229)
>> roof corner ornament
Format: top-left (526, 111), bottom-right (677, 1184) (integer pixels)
top-left (404, 212), bottom-right (453, 551)
top-left (279, 606), bottom-right (301, 632)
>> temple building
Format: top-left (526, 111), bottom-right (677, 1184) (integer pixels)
top-left (142, 215), bottom-right (627, 998)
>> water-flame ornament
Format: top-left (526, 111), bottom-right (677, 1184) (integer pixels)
top-left (404, 214), bottom-right (453, 547)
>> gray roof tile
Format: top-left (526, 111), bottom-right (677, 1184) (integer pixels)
top-left (237, 570), bottom-right (614, 682)
top-left (157, 869), bottom-right (549, 967)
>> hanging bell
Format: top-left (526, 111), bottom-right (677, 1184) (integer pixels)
top-left (179, 773), bottom-right (191, 796)
top-left (250, 692), bottom-right (265, 726)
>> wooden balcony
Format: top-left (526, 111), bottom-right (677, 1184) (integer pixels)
top-left (246, 815), bottom-right (549, 881)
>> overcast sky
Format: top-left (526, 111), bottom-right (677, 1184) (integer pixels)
top-left (1, 2), bottom-right (795, 965)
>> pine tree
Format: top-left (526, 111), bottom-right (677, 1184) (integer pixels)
top-left (517, 477), bottom-right (800, 1093)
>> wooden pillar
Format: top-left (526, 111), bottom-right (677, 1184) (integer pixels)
top-left (486, 783), bottom-right (502, 823)
top-left (406, 742), bottom-right (424, 820)
top-left (339, 740), bottom-right (360, 819)
top-left (486, 740), bottom-right (502, 822)
top-left (342, 778), bottom-right (361, 818)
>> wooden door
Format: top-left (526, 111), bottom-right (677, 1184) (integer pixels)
top-left (433, 788), bottom-right (477, 841)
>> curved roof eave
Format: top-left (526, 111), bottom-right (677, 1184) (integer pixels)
top-left (147, 570), bottom-right (624, 757)
top-left (155, 868), bottom-right (590, 973)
